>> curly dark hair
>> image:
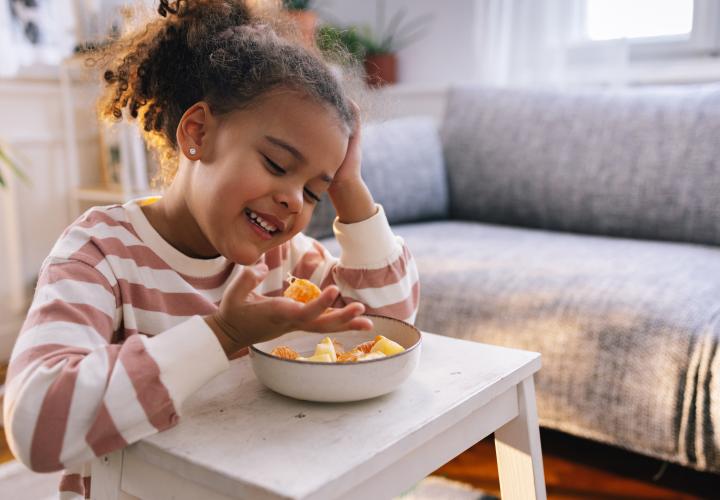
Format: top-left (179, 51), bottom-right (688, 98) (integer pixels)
top-left (97, 0), bottom-right (358, 186)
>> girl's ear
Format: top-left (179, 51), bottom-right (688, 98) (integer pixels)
top-left (177, 102), bottom-right (216, 161)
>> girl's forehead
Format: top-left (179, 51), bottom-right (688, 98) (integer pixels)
top-left (224, 92), bottom-right (349, 166)
top-left (248, 91), bottom-right (345, 129)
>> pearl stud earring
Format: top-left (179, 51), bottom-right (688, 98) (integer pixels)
top-left (189, 147), bottom-right (197, 155)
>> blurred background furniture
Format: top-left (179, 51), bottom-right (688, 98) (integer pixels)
top-left (311, 84), bottom-right (720, 475)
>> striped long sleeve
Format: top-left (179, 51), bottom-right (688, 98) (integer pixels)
top-left (3, 257), bottom-right (228, 473)
top-left (3, 204), bottom-right (231, 477)
top-left (283, 204), bottom-right (420, 324)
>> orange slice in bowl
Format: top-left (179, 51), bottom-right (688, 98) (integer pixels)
top-left (271, 346), bottom-right (299, 360)
top-left (354, 339), bottom-right (377, 354)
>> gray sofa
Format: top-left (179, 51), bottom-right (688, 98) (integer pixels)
top-left (307, 84), bottom-right (720, 474)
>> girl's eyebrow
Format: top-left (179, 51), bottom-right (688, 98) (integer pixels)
top-left (265, 135), bottom-right (304, 161)
top-left (264, 135), bottom-right (334, 184)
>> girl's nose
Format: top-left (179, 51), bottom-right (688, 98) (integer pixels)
top-left (274, 188), bottom-right (303, 213)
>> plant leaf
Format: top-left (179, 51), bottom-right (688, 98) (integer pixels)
top-left (391, 13), bottom-right (434, 51)
top-left (0, 144), bottom-right (30, 187)
top-left (383, 7), bottom-right (408, 45)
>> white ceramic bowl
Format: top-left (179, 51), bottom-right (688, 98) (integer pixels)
top-left (249, 314), bottom-right (422, 402)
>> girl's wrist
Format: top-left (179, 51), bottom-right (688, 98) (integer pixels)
top-left (329, 178), bottom-right (376, 224)
top-left (204, 313), bottom-right (247, 357)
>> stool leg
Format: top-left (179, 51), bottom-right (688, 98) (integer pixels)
top-left (91, 450), bottom-right (124, 500)
top-left (495, 376), bottom-right (547, 500)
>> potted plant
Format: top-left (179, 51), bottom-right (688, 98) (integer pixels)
top-left (356, 2), bottom-right (432, 87)
top-left (316, 24), bottom-right (366, 65)
top-left (282, 0), bottom-right (318, 48)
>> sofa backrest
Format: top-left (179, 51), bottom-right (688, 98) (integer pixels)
top-left (441, 85), bottom-right (720, 247)
top-left (305, 116), bottom-right (449, 240)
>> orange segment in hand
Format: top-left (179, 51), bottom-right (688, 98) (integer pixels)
top-left (284, 273), bottom-right (321, 303)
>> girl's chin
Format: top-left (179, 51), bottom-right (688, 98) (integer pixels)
top-left (227, 251), bottom-right (263, 266)
top-left (226, 241), bottom-right (280, 266)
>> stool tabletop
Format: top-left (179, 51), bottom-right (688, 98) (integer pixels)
top-left (130, 332), bottom-right (541, 499)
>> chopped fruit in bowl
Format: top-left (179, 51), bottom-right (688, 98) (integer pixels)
top-left (370, 335), bottom-right (405, 356)
top-left (250, 314), bottom-right (422, 402)
top-left (270, 334), bottom-right (406, 364)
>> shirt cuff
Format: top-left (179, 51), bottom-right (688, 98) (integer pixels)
top-left (333, 203), bottom-right (402, 268)
top-left (144, 315), bottom-right (229, 410)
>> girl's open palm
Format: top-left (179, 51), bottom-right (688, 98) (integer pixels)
top-left (213, 264), bottom-right (374, 349)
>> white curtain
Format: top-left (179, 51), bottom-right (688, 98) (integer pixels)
top-left (474, 0), bottom-right (632, 88)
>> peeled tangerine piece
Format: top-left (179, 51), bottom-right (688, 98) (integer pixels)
top-left (284, 273), bottom-right (321, 303)
top-left (354, 340), bottom-right (376, 354)
top-left (336, 351), bottom-right (360, 363)
top-left (271, 345), bottom-right (299, 360)
top-left (370, 335), bottom-right (405, 356)
top-left (312, 337), bottom-right (337, 362)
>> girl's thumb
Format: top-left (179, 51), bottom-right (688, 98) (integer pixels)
top-left (227, 263), bottom-right (269, 301)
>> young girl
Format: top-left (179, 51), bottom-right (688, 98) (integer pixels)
top-left (3, 0), bottom-right (419, 497)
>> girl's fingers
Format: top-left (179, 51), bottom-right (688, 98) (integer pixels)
top-left (265, 287), bottom-right (373, 332)
top-left (348, 315), bottom-right (374, 330)
top-left (305, 303), bottom-right (373, 332)
top-left (292, 286), bottom-right (339, 322)
top-left (325, 302), bottom-right (365, 322)
top-left (223, 264), bottom-right (268, 306)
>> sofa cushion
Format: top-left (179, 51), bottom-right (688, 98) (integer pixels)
top-left (322, 221), bottom-right (720, 472)
top-left (442, 85), bottom-right (720, 247)
top-left (305, 116), bottom-right (449, 240)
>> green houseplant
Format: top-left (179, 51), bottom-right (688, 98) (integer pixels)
top-left (360, 3), bottom-right (432, 86)
top-left (316, 25), bottom-right (366, 65)
top-left (318, 2), bottom-right (432, 87)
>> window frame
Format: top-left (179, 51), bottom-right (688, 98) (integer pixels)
top-left (560, 0), bottom-right (720, 86)
top-left (574, 0), bottom-right (720, 61)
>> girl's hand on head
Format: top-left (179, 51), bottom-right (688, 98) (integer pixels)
top-left (205, 263), bottom-right (373, 357)
top-left (328, 101), bottom-right (363, 193)
top-left (326, 101), bottom-right (378, 225)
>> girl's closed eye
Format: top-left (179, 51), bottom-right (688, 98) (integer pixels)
top-left (262, 154), bottom-right (285, 175)
top-left (263, 155), bottom-right (322, 203)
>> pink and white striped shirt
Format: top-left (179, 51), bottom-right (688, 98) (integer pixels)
top-left (3, 198), bottom-right (419, 499)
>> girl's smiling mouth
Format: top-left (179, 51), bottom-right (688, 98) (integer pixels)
top-left (244, 208), bottom-right (281, 239)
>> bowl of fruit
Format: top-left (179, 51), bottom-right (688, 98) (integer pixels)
top-left (248, 276), bottom-right (422, 402)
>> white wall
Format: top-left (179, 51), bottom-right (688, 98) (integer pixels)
top-left (318, 0), bottom-right (479, 86)
top-left (0, 74), bottom-right (99, 360)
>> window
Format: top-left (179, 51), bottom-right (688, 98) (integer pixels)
top-left (585, 0), bottom-right (694, 41)
top-left (577, 0), bottom-right (720, 60)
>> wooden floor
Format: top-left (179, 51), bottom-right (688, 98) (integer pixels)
top-left (1, 357), bottom-right (718, 498)
top-left (434, 429), bottom-right (719, 499)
